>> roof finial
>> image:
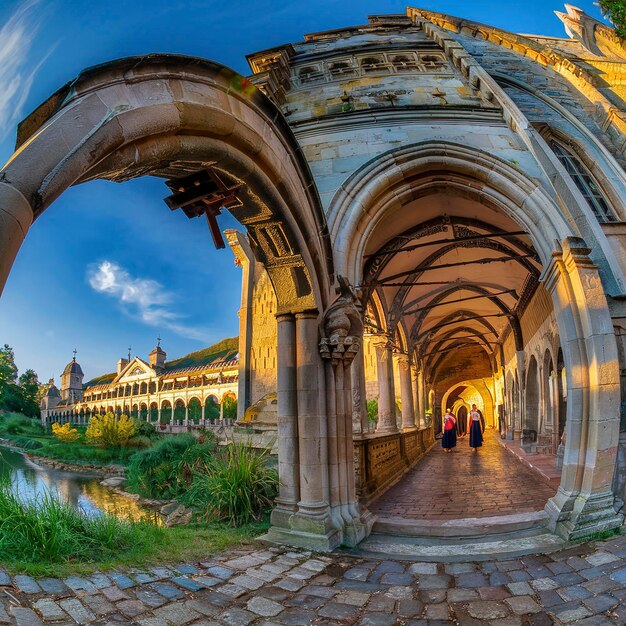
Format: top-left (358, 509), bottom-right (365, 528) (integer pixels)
top-left (72, 348), bottom-right (77, 361)
top-left (128, 346), bottom-right (132, 362)
top-left (157, 335), bottom-right (162, 347)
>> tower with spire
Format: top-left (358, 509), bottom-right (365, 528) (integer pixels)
top-left (149, 336), bottom-right (166, 373)
top-left (60, 349), bottom-right (84, 404)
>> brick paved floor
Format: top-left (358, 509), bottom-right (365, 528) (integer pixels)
top-left (369, 430), bottom-right (557, 520)
top-left (2, 533), bottom-right (626, 624)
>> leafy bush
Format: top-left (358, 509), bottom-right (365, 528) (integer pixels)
top-left (126, 434), bottom-right (216, 499)
top-left (51, 422), bottom-right (80, 443)
top-left (366, 399), bottom-right (378, 426)
top-left (0, 481), bottom-right (161, 566)
top-left (599, 0), bottom-right (626, 38)
top-left (222, 396), bottom-right (237, 419)
top-left (86, 412), bottom-right (135, 447)
top-left (181, 439), bottom-right (277, 526)
top-left (127, 435), bottom-right (152, 448)
top-left (0, 413), bottom-right (43, 436)
top-left (133, 419), bottom-right (158, 439)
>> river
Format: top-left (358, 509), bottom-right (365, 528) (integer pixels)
top-left (0, 445), bottom-right (159, 522)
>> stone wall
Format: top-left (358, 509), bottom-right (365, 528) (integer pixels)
top-left (248, 265), bottom-right (278, 406)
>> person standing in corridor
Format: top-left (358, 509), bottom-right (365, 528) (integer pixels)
top-left (468, 404), bottom-right (484, 452)
top-left (442, 408), bottom-right (457, 452)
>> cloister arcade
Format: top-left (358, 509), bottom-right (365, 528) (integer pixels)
top-left (3, 6), bottom-right (626, 551)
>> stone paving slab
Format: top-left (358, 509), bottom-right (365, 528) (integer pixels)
top-left (1, 534), bottom-right (626, 624)
top-left (369, 432), bottom-right (557, 521)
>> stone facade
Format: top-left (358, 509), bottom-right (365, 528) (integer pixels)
top-left (3, 5), bottom-right (626, 550)
top-left (40, 343), bottom-right (238, 429)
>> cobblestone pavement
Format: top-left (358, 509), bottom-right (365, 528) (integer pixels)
top-left (2, 532), bottom-right (626, 625)
top-left (370, 431), bottom-right (557, 520)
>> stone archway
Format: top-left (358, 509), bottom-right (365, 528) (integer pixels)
top-left (328, 140), bottom-right (623, 540)
top-left (0, 54), bottom-right (368, 551)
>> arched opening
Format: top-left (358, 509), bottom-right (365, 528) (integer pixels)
top-left (139, 403), bottom-right (148, 422)
top-left (174, 399), bottom-right (186, 423)
top-left (149, 402), bottom-right (158, 423)
top-left (221, 392), bottom-right (237, 420)
top-left (329, 141), bottom-right (622, 540)
top-left (204, 395), bottom-right (220, 422)
top-left (160, 400), bottom-right (172, 424)
top-left (0, 54), bottom-right (367, 551)
top-left (525, 355), bottom-right (540, 440)
top-left (188, 397), bottom-right (202, 423)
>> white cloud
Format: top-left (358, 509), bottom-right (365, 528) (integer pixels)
top-left (0, 0), bottom-right (45, 142)
top-left (87, 260), bottom-right (210, 342)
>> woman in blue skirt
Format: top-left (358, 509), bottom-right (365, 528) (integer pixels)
top-left (468, 404), bottom-right (484, 452)
top-left (441, 408), bottom-right (457, 452)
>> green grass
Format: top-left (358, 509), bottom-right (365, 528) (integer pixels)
top-left (0, 481), bottom-right (268, 576)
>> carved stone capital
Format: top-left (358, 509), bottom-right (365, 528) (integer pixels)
top-left (320, 276), bottom-right (363, 365)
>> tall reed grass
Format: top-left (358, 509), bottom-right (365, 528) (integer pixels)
top-left (0, 482), bottom-right (161, 565)
top-left (182, 439), bottom-right (277, 526)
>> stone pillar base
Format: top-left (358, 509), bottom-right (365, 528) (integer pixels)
top-left (261, 524), bottom-right (343, 552)
top-left (546, 490), bottom-right (624, 541)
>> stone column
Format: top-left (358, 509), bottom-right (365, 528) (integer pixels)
top-left (295, 312), bottom-right (328, 517)
top-left (397, 354), bottom-right (415, 429)
top-left (184, 405), bottom-right (189, 426)
top-left (351, 347), bottom-right (369, 434)
top-left (272, 313), bottom-right (300, 522)
top-left (372, 335), bottom-right (397, 434)
top-left (415, 368), bottom-right (426, 429)
top-left (544, 237), bottom-right (622, 539)
top-left (201, 403), bottom-right (205, 426)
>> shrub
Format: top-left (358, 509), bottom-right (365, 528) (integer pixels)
top-left (133, 419), bottom-right (158, 439)
top-left (222, 396), bottom-right (237, 419)
top-left (127, 435), bottom-right (152, 448)
top-left (0, 413), bottom-right (43, 436)
top-left (181, 439), bottom-right (278, 526)
top-left (51, 422), bottom-right (81, 443)
top-left (86, 412), bottom-right (135, 447)
top-left (366, 399), bottom-right (378, 425)
top-left (126, 434), bottom-right (203, 499)
top-left (599, 0), bottom-right (626, 38)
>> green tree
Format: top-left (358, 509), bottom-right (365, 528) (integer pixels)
top-left (0, 344), bottom-right (18, 386)
top-left (0, 346), bottom-right (40, 418)
top-left (222, 395), bottom-right (237, 419)
top-left (599, 0), bottom-right (626, 38)
top-left (19, 369), bottom-right (39, 403)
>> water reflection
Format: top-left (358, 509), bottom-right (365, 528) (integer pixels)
top-left (0, 446), bottom-right (159, 523)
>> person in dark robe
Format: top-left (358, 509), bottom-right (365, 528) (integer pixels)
top-left (441, 408), bottom-right (457, 452)
top-left (456, 406), bottom-right (467, 437)
top-left (468, 403), bottom-right (484, 452)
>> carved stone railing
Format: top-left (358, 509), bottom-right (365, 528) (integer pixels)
top-left (353, 427), bottom-right (435, 502)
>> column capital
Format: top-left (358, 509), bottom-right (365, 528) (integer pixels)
top-left (394, 353), bottom-right (410, 368)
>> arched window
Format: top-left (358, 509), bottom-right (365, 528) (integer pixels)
top-left (328, 61), bottom-right (355, 78)
top-left (298, 66), bottom-right (323, 84)
top-left (549, 140), bottom-right (617, 223)
top-left (361, 56), bottom-right (386, 73)
top-left (391, 55), bottom-right (419, 71)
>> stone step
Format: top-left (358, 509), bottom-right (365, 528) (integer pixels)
top-left (372, 510), bottom-right (549, 539)
top-left (356, 531), bottom-right (566, 562)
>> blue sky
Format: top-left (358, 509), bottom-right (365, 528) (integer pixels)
top-left (0, 0), bottom-right (608, 382)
